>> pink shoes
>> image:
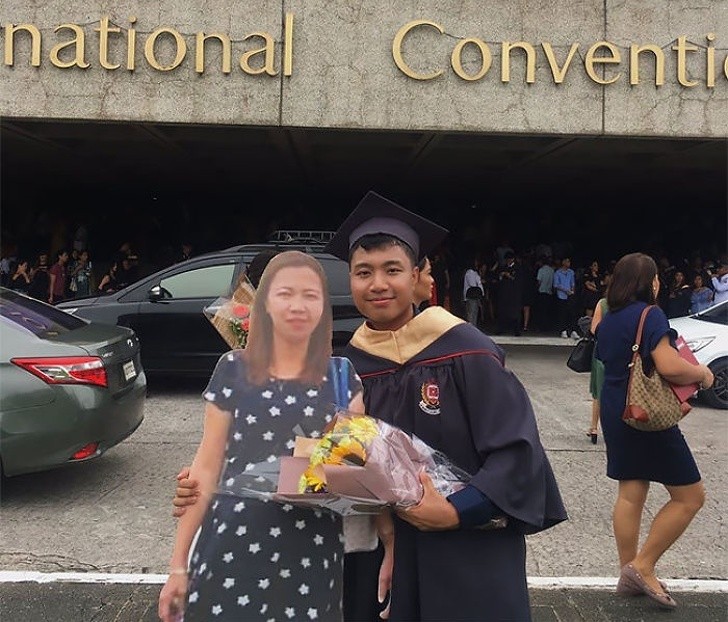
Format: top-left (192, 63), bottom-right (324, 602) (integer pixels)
top-left (617, 563), bottom-right (677, 609)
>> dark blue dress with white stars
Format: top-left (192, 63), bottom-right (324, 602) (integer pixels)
top-left (183, 350), bottom-right (362, 622)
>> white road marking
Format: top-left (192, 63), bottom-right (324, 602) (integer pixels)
top-left (0, 571), bottom-right (725, 592)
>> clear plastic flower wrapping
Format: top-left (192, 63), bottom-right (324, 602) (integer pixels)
top-left (217, 410), bottom-right (471, 516)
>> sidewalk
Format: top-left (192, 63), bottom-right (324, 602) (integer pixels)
top-left (474, 320), bottom-right (583, 348)
top-left (0, 578), bottom-right (726, 622)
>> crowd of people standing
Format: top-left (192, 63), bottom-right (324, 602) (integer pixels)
top-left (455, 246), bottom-right (728, 337)
top-left (0, 239), bottom-right (194, 304)
top-left (2, 231), bottom-right (726, 331)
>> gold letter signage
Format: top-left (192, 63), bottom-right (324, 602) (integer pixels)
top-left (392, 20), bottom-right (444, 80)
top-left (391, 20), bottom-right (726, 88)
top-left (3, 14), bottom-right (295, 77)
top-left (2, 15), bottom-right (725, 88)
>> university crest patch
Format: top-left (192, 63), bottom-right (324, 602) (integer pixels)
top-left (419, 380), bottom-right (441, 415)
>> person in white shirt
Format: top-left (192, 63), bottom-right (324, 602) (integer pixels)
top-left (710, 261), bottom-right (728, 305)
top-left (463, 257), bottom-right (485, 326)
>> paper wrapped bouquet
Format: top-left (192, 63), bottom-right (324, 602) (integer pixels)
top-left (271, 412), bottom-right (471, 516)
top-left (203, 275), bottom-right (256, 349)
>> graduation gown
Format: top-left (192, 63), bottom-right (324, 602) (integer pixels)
top-left (344, 306), bottom-right (567, 622)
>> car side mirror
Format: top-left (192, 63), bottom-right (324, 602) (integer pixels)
top-left (148, 285), bottom-right (171, 301)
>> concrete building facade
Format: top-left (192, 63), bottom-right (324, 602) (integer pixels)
top-left (1, 2), bottom-right (726, 263)
top-left (2, 1), bottom-right (726, 136)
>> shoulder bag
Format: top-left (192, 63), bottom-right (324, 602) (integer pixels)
top-left (329, 358), bottom-right (379, 554)
top-left (622, 305), bottom-right (689, 431)
top-left (566, 333), bottom-right (594, 373)
top-left (465, 285), bottom-right (483, 299)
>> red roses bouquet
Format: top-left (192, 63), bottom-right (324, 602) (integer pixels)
top-left (227, 303), bottom-right (251, 348)
top-left (203, 275), bottom-right (256, 349)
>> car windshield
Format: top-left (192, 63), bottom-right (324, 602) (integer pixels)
top-left (0, 288), bottom-right (86, 337)
top-left (695, 302), bottom-right (728, 326)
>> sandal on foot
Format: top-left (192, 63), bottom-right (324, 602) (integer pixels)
top-left (618, 564), bottom-right (677, 609)
top-left (616, 577), bottom-right (668, 596)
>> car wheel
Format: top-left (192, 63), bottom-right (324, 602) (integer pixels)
top-left (702, 358), bottom-right (728, 410)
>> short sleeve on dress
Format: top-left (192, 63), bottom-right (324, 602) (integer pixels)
top-left (643, 306), bottom-right (678, 354)
top-left (202, 350), bottom-right (243, 413)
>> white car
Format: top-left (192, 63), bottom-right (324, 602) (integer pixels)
top-left (669, 301), bottom-right (728, 409)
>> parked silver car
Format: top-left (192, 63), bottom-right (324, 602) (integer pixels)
top-left (0, 288), bottom-right (146, 477)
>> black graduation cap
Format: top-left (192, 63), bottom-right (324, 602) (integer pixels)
top-left (324, 191), bottom-right (449, 262)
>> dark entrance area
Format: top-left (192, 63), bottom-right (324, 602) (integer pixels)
top-left (1, 118), bottom-right (726, 270)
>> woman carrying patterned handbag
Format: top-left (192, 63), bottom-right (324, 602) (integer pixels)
top-left (595, 253), bottom-right (713, 610)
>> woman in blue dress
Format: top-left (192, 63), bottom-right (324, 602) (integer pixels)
top-left (158, 251), bottom-right (365, 622)
top-left (595, 253), bottom-right (713, 610)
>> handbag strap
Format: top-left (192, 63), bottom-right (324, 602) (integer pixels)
top-left (625, 304), bottom-right (656, 403)
top-left (630, 305), bottom-right (655, 360)
top-left (329, 357), bottom-right (350, 410)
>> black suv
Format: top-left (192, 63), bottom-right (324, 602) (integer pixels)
top-left (57, 239), bottom-right (363, 376)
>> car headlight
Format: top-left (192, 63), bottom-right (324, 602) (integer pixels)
top-left (684, 336), bottom-right (715, 353)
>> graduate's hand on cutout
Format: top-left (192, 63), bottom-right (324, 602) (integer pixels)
top-left (396, 471), bottom-right (460, 531)
top-left (172, 466), bottom-right (200, 518)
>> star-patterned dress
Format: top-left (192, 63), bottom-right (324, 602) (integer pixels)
top-left (183, 350), bottom-right (362, 622)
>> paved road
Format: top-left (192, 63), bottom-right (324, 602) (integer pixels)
top-left (0, 581), bottom-right (726, 622)
top-left (1, 343), bottom-right (726, 620)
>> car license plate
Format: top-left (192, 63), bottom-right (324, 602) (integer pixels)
top-left (123, 360), bottom-right (136, 382)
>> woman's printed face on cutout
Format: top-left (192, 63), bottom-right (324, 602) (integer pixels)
top-left (265, 266), bottom-right (324, 344)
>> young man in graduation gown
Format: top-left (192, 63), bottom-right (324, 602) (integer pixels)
top-left (171, 192), bottom-right (567, 621)
top-left (326, 192), bottom-right (568, 622)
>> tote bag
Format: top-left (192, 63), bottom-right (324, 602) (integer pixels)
top-left (622, 306), bottom-right (688, 432)
top-left (566, 335), bottom-right (594, 373)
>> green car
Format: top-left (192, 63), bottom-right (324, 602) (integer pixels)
top-left (0, 287), bottom-right (146, 477)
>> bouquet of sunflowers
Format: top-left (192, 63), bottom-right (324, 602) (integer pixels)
top-left (203, 274), bottom-right (256, 349)
top-left (298, 414), bottom-right (379, 493)
top-left (216, 412), bottom-right (471, 516)
top-left (273, 412), bottom-right (472, 515)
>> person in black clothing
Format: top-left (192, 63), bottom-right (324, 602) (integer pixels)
top-left (495, 251), bottom-right (525, 336)
top-left (115, 257), bottom-right (136, 290)
top-left (666, 270), bottom-right (692, 318)
top-left (28, 253), bottom-right (50, 301)
top-left (116, 242), bottom-right (140, 282)
top-left (582, 260), bottom-right (604, 317)
top-left (98, 262), bottom-right (119, 295)
top-left (520, 254), bottom-right (538, 332)
top-left (9, 259), bottom-right (32, 294)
